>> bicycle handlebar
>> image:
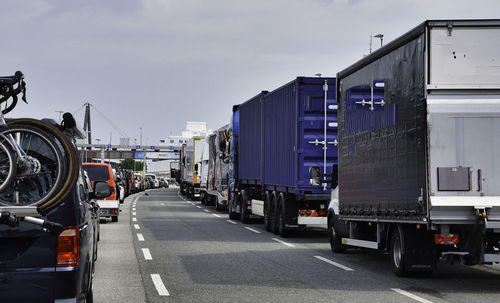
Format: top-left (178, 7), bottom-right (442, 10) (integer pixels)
top-left (0, 71), bottom-right (27, 115)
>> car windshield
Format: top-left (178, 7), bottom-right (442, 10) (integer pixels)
top-left (83, 166), bottom-right (110, 181)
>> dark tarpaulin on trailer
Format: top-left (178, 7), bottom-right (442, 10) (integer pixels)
top-left (337, 33), bottom-right (427, 220)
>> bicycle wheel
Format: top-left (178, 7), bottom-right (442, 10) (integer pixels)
top-left (5, 119), bottom-right (79, 211)
top-left (0, 124), bottom-right (66, 207)
top-left (0, 135), bottom-right (16, 193)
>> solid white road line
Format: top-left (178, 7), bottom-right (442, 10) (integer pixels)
top-left (137, 233), bottom-right (145, 241)
top-left (212, 214), bottom-right (221, 218)
top-left (151, 274), bottom-right (170, 296)
top-left (226, 220), bottom-right (237, 225)
top-left (134, 224), bottom-right (140, 230)
top-left (203, 209), bottom-right (210, 213)
top-left (244, 227), bottom-right (261, 234)
top-left (272, 238), bottom-right (296, 247)
top-left (313, 256), bottom-right (354, 272)
top-left (142, 248), bottom-right (153, 260)
top-left (132, 217), bottom-right (137, 222)
top-left (391, 288), bottom-right (433, 303)
top-left (132, 212), bottom-right (137, 216)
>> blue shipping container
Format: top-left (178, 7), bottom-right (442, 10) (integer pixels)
top-left (238, 77), bottom-right (338, 196)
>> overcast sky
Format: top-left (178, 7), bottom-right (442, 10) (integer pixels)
top-left (1, 0), bottom-right (498, 146)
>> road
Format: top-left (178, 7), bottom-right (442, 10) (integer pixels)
top-left (96, 187), bottom-right (500, 303)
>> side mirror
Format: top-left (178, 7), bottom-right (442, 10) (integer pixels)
top-left (93, 181), bottom-right (112, 199)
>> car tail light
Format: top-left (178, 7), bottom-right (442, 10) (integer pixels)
top-left (306, 210), bottom-right (312, 216)
top-left (110, 209), bottom-right (117, 215)
top-left (435, 234), bottom-right (459, 245)
top-left (299, 210), bottom-right (305, 216)
top-left (318, 210), bottom-right (326, 216)
top-left (57, 227), bottom-right (79, 267)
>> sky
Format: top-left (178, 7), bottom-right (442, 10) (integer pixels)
top-left (1, 0), bottom-right (498, 146)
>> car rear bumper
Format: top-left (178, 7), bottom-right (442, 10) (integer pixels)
top-left (0, 266), bottom-right (84, 302)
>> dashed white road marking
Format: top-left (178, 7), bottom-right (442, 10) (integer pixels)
top-left (132, 212), bottom-right (137, 216)
top-left (272, 238), bottom-right (296, 247)
top-left (151, 274), bottom-right (170, 296)
top-left (391, 288), bottom-right (433, 303)
top-left (313, 256), bottom-right (354, 271)
top-left (226, 220), bottom-right (237, 225)
top-left (137, 233), bottom-right (145, 241)
top-left (196, 206), bottom-right (202, 209)
top-left (212, 214), bottom-right (221, 218)
top-left (244, 227), bottom-right (261, 234)
top-left (132, 208), bottom-right (136, 211)
top-left (134, 224), bottom-right (140, 230)
top-left (142, 248), bottom-right (153, 260)
top-left (132, 217), bottom-right (137, 222)
top-left (203, 209), bottom-right (210, 213)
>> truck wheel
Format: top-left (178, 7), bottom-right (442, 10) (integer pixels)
top-left (391, 225), bottom-right (409, 277)
top-left (278, 197), bottom-right (291, 238)
top-left (240, 198), bottom-right (250, 224)
top-left (112, 216), bottom-right (118, 223)
top-left (328, 215), bottom-right (345, 253)
top-left (228, 200), bottom-right (238, 220)
top-left (272, 192), bottom-right (280, 235)
top-left (187, 186), bottom-right (193, 199)
top-left (200, 192), bottom-right (206, 205)
top-left (215, 198), bottom-right (222, 211)
top-left (263, 192), bottom-right (272, 232)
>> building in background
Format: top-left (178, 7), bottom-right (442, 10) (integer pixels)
top-left (162, 122), bottom-right (212, 149)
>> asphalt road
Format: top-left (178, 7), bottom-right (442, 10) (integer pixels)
top-left (101, 188), bottom-right (500, 303)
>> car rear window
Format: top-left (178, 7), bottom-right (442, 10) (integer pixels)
top-left (83, 166), bottom-right (110, 181)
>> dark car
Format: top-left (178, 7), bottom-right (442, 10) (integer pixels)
top-left (0, 168), bottom-right (111, 302)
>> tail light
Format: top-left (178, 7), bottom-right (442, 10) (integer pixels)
top-left (435, 234), bottom-right (459, 245)
top-left (57, 227), bottom-right (79, 267)
top-left (318, 210), bottom-right (326, 216)
top-left (299, 210), bottom-right (305, 216)
top-left (306, 210), bottom-right (312, 216)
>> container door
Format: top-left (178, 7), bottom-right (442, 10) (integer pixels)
top-left (298, 80), bottom-right (338, 194)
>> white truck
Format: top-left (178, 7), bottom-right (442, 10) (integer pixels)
top-left (180, 136), bottom-right (206, 199)
top-left (330, 19), bottom-right (500, 276)
top-left (200, 125), bottom-right (232, 211)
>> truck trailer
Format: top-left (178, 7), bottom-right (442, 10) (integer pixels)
top-left (180, 136), bottom-right (205, 199)
top-left (200, 124), bottom-right (232, 211)
top-left (330, 19), bottom-right (500, 276)
top-left (229, 77), bottom-right (338, 237)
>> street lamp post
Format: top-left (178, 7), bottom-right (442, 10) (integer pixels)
top-left (374, 34), bottom-right (384, 48)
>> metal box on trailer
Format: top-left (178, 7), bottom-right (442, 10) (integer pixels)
top-left (238, 92), bottom-right (267, 184)
top-left (261, 77), bottom-right (337, 195)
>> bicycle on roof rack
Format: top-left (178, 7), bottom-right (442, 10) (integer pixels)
top-left (0, 71), bottom-right (80, 232)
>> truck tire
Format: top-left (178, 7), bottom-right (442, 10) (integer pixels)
top-left (328, 215), bottom-right (345, 253)
top-left (200, 192), bottom-right (206, 205)
top-left (228, 199), bottom-right (238, 220)
top-left (240, 190), bottom-right (250, 224)
top-left (187, 185), bottom-right (194, 199)
top-left (272, 192), bottom-right (280, 235)
top-left (277, 195), bottom-right (292, 238)
top-left (112, 216), bottom-right (118, 223)
top-left (215, 197), bottom-right (222, 211)
top-left (263, 192), bottom-right (272, 232)
top-left (391, 225), bottom-right (409, 277)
